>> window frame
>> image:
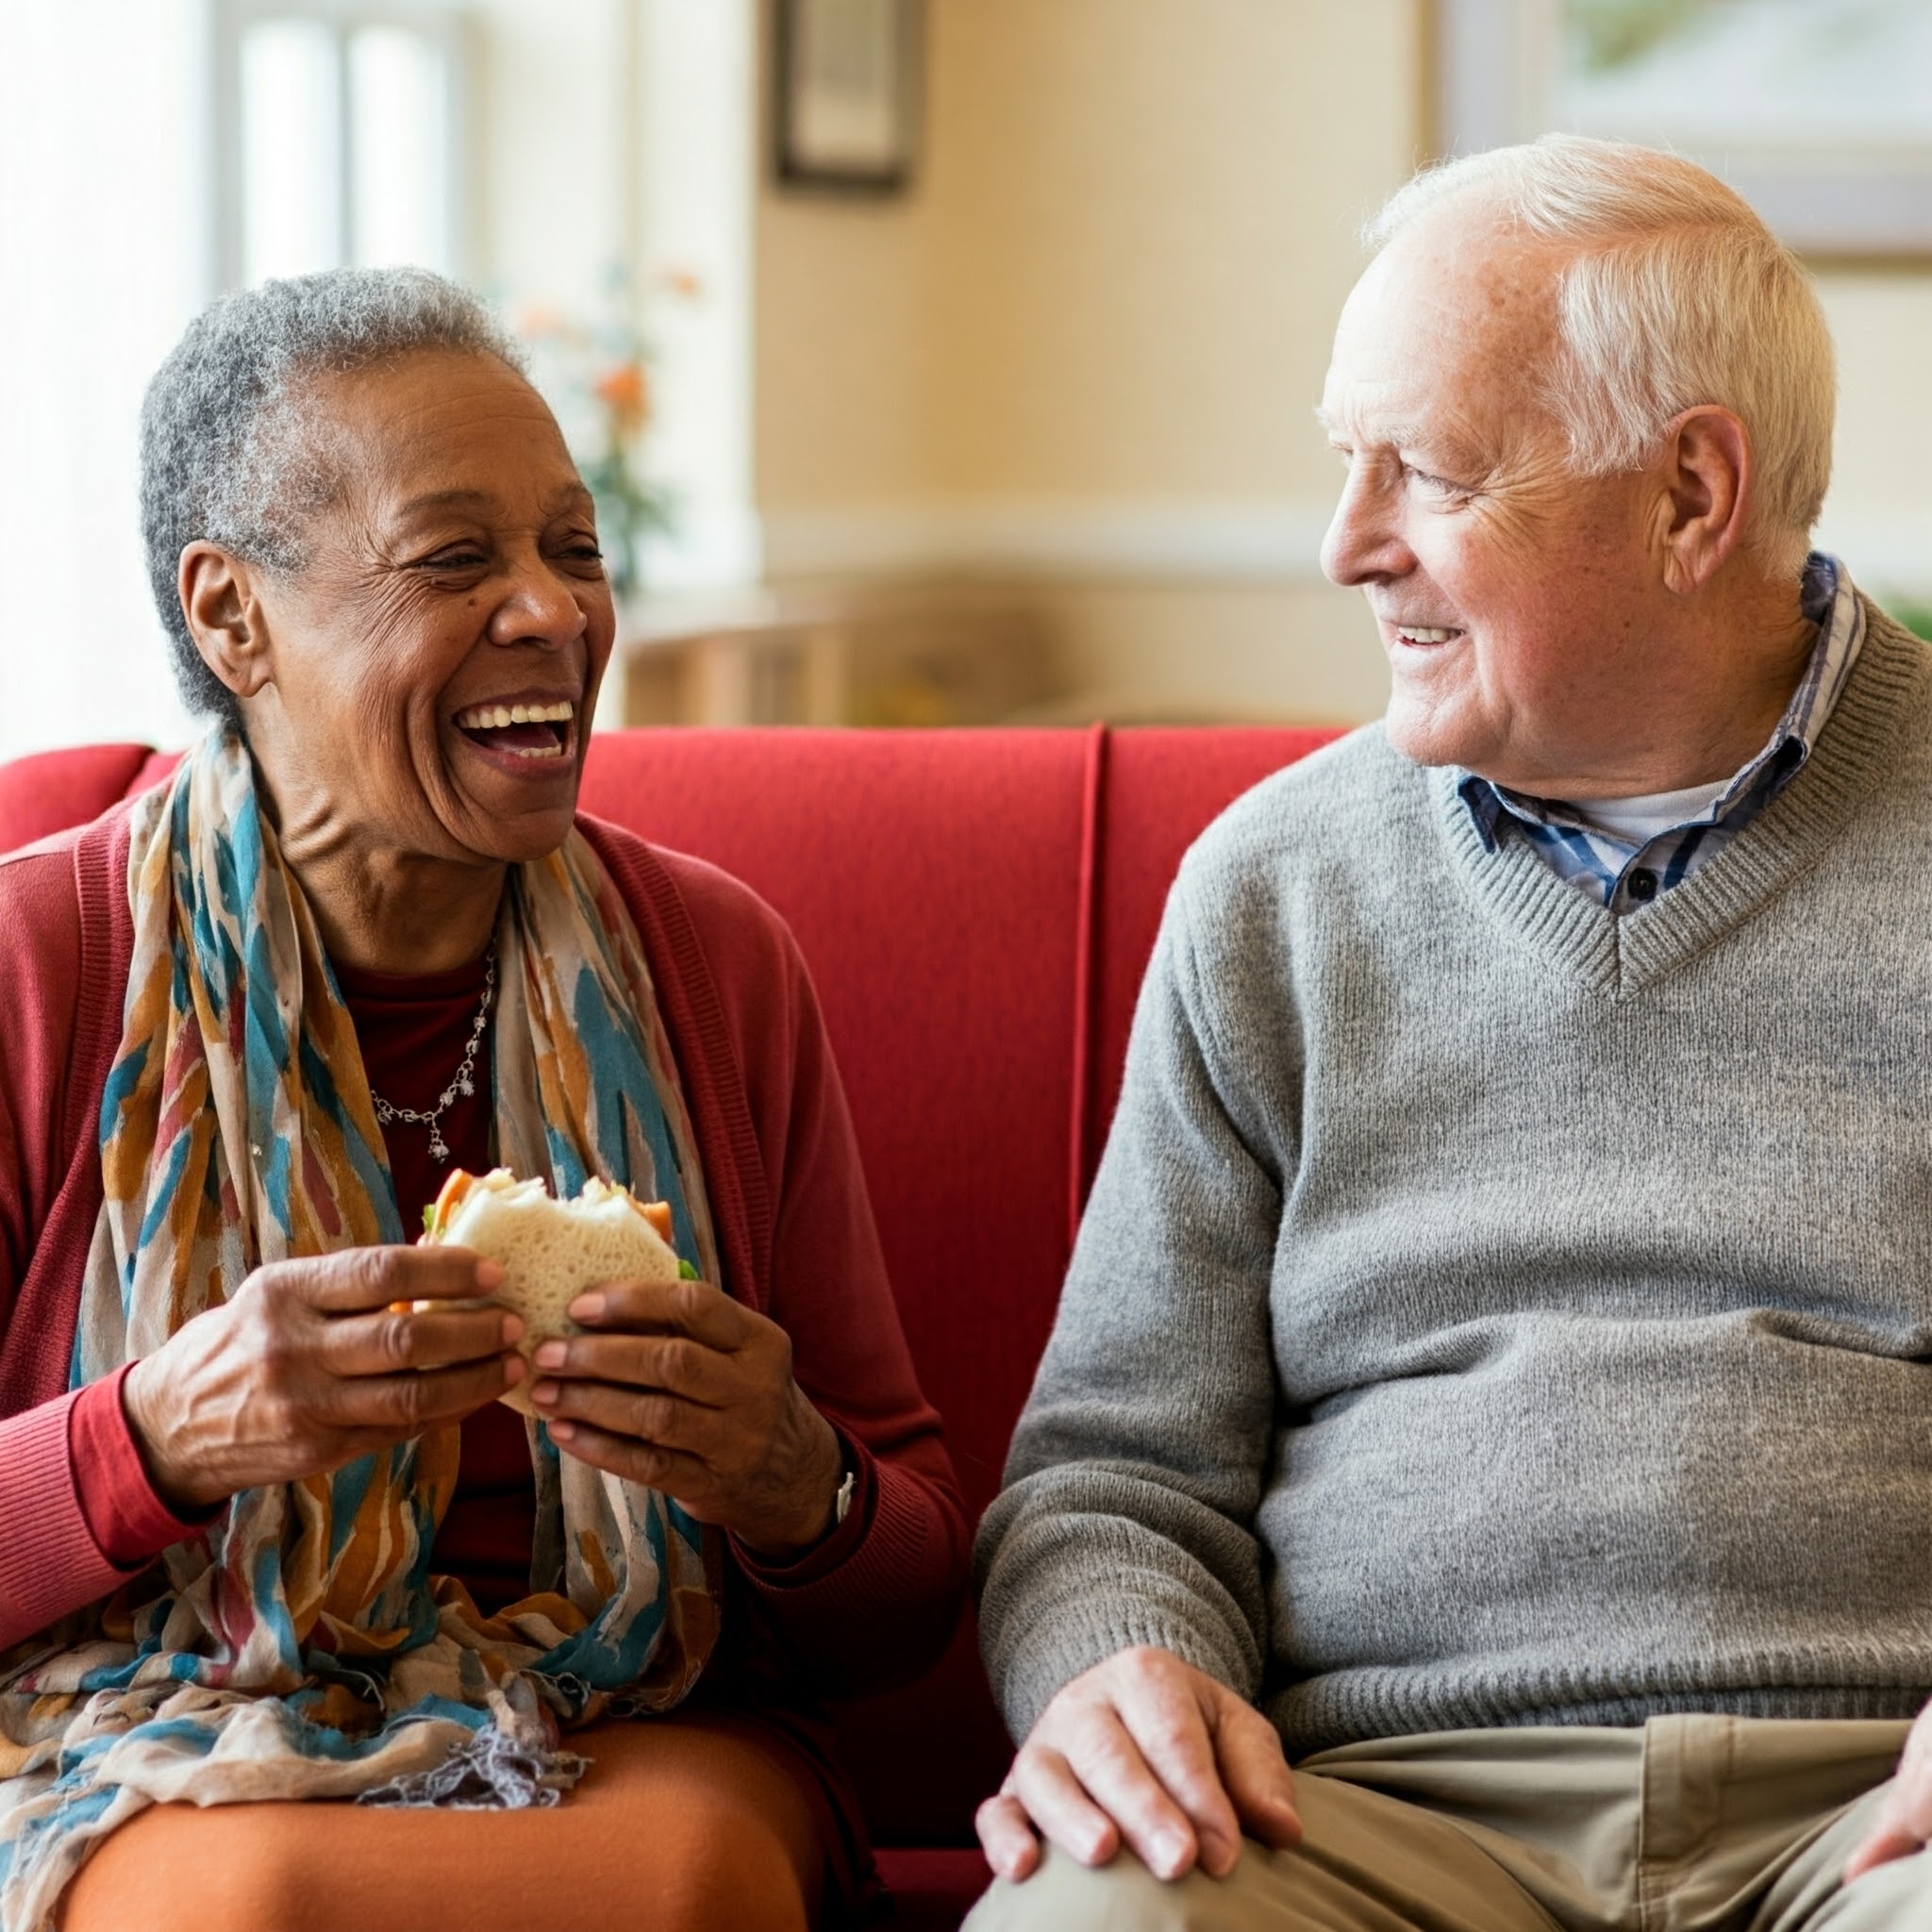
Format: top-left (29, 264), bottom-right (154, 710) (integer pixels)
top-left (1432, 0), bottom-right (1932, 262)
top-left (209, 0), bottom-right (479, 291)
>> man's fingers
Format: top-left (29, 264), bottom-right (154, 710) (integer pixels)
top-left (1215, 1703), bottom-right (1303, 1852)
top-left (1062, 1707), bottom-right (1203, 1880)
top-left (291, 1244), bottom-right (505, 1314)
top-left (1007, 1746), bottom-right (1122, 1871)
top-left (1110, 1662), bottom-right (1243, 1875)
top-left (1844, 1818), bottom-right (1923, 1884)
top-left (1845, 1783), bottom-right (1931, 1885)
top-left (322, 1306), bottom-right (522, 1376)
top-left (974, 1793), bottom-right (1043, 1885)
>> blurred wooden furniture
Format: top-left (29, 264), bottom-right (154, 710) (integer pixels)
top-left (619, 584), bottom-right (1058, 727)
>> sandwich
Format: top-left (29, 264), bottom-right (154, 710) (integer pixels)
top-left (415, 1167), bottom-right (693, 1416)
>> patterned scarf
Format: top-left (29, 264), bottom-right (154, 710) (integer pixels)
top-left (0, 732), bottom-right (724, 1932)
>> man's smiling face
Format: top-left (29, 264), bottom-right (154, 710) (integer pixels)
top-left (1318, 202), bottom-right (1672, 796)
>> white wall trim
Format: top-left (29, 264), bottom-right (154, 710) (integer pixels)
top-left (758, 496), bottom-right (1932, 599)
top-left (758, 498), bottom-right (1339, 585)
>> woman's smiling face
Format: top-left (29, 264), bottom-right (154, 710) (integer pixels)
top-left (236, 347), bottom-right (615, 871)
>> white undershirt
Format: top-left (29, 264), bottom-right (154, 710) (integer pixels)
top-left (1574, 777), bottom-right (1734, 847)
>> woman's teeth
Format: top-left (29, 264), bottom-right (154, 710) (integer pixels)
top-left (453, 698), bottom-right (575, 759)
top-left (453, 700), bottom-right (575, 729)
top-left (1395, 625), bottom-right (1457, 643)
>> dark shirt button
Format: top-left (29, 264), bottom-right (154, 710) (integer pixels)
top-left (1627, 868), bottom-right (1658, 902)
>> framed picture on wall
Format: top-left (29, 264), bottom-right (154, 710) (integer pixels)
top-left (1433, 0), bottom-right (1932, 258)
top-left (773, 0), bottom-right (921, 194)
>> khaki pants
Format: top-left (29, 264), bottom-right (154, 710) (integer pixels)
top-left (963, 1717), bottom-right (1927, 1931)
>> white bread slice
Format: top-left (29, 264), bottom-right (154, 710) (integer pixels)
top-left (426, 1171), bottom-right (680, 1416)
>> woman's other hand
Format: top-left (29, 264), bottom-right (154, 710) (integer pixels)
top-left (122, 1247), bottom-right (525, 1510)
top-left (526, 1278), bottom-right (843, 1560)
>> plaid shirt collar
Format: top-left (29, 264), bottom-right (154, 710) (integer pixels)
top-left (1457, 554), bottom-right (1864, 910)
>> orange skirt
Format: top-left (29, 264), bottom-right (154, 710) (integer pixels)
top-left (59, 1712), bottom-right (825, 1932)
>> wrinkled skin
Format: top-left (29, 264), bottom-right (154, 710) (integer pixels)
top-left (980, 190), bottom-right (1836, 1888)
top-left (976, 1649), bottom-right (1301, 1885)
top-left (125, 350), bottom-right (840, 1558)
top-left (1319, 197), bottom-right (1813, 800)
top-left (531, 1276), bottom-right (844, 1559)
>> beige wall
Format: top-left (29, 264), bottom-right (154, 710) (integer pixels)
top-left (1815, 276), bottom-right (1932, 602)
top-left (1031, 583), bottom-right (1391, 726)
top-left (755, 191), bottom-right (940, 508)
top-left (758, 0), bottom-right (1421, 508)
top-left (928, 1), bottom-right (1418, 506)
top-left (748, 0), bottom-right (1932, 727)
top-left (753, 0), bottom-right (1424, 724)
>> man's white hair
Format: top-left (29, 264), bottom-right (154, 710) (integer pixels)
top-left (1366, 135), bottom-right (1835, 580)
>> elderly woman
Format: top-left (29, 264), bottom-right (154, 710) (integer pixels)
top-left (0, 269), bottom-right (967, 1932)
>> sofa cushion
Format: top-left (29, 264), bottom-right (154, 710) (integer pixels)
top-left (1076, 726), bottom-right (1341, 1208)
top-left (0, 721), bottom-right (1341, 1883)
top-left (580, 727), bottom-right (1097, 1844)
top-left (873, 1847), bottom-right (996, 1930)
top-left (580, 726), bottom-right (1091, 1523)
top-left (0, 742), bottom-right (157, 851)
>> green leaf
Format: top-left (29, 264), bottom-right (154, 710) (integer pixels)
top-left (678, 1258), bottom-right (699, 1280)
top-left (422, 1205), bottom-right (436, 1235)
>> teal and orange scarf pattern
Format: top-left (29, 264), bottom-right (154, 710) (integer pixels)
top-left (0, 731), bottom-right (724, 1932)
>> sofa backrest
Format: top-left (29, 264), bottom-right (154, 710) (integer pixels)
top-left (0, 722), bottom-right (1340, 1843)
top-left (0, 742), bottom-right (164, 850)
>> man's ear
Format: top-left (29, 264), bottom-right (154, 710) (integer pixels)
top-left (179, 541), bottom-right (275, 700)
top-left (1655, 405), bottom-right (1752, 596)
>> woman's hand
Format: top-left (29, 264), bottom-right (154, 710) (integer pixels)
top-left (122, 1246), bottom-right (525, 1510)
top-left (526, 1277), bottom-right (844, 1560)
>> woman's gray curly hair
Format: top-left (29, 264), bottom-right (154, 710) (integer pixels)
top-left (140, 266), bottom-right (526, 724)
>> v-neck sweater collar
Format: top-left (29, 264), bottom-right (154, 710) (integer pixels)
top-left (1427, 599), bottom-right (1929, 998)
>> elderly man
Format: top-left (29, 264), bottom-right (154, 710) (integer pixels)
top-left (966, 135), bottom-right (1932, 1930)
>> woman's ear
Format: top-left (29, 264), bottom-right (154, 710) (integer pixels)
top-left (179, 541), bottom-right (275, 700)
top-left (1655, 405), bottom-right (1753, 597)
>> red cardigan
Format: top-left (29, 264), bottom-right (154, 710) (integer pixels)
top-left (0, 803), bottom-right (969, 1696)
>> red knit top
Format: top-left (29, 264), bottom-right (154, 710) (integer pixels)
top-left (65, 951), bottom-right (541, 1600)
top-left (336, 953), bottom-right (534, 1608)
top-left (0, 808), bottom-right (970, 1726)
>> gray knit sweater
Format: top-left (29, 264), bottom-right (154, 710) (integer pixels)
top-left (976, 603), bottom-right (1932, 1758)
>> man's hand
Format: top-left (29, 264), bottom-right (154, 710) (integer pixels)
top-left (1845, 1699), bottom-right (1932, 1883)
top-left (525, 1275), bottom-right (844, 1560)
top-left (974, 1646), bottom-right (1302, 1884)
top-left (123, 1246), bottom-right (524, 1508)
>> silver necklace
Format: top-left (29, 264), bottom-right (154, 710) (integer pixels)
top-left (368, 943), bottom-right (496, 1165)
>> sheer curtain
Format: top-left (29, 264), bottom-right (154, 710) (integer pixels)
top-left (0, 1), bottom-right (209, 761)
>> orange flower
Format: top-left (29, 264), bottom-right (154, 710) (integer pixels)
top-left (515, 302), bottom-right (568, 339)
top-left (594, 359), bottom-right (650, 438)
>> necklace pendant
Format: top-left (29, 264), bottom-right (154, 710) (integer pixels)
top-left (361, 939), bottom-right (491, 1174)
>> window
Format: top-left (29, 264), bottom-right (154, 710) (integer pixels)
top-left (213, 0), bottom-right (475, 288)
top-left (1436, 0), bottom-right (1932, 255)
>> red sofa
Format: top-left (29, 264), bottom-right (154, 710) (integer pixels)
top-left (0, 724), bottom-right (1335, 1928)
